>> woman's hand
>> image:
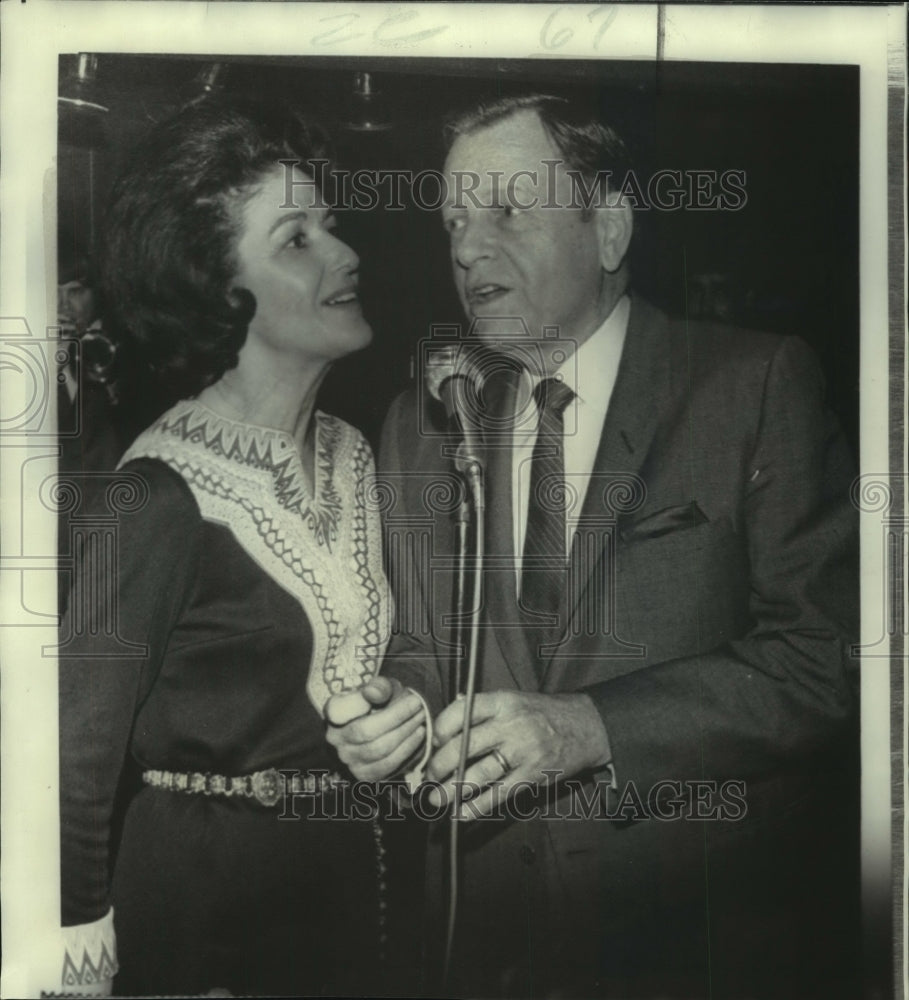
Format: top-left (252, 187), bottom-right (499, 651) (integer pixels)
top-left (324, 678), bottom-right (427, 781)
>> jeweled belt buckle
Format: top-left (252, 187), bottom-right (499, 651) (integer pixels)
top-left (250, 768), bottom-right (282, 807)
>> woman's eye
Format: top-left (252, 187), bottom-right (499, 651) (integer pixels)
top-left (502, 205), bottom-right (521, 219)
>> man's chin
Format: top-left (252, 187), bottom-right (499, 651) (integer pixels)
top-left (467, 314), bottom-right (539, 344)
top-left (479, 341), bottom-right (530, 363)
top-left (470, 330), bottom-right (576, 381)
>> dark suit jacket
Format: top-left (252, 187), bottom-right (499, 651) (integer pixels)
top-left (378, 297), bottom-right (859, 998)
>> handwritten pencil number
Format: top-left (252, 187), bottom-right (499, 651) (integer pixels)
top-left (589, 5), bottom-right (619, 49)
top-left (540, 6), bottom-right (618, 52)
top-left (311, 13), bottom-right (364, 47)
top-left (374, 9), bottom-right (448, 47)
top-left (312, 9), bottom-right (448, 49)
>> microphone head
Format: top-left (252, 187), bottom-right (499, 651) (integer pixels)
top-left (424, 344), bottom-right (489, 467)
top-left (423, 345), bottom-right (481, 421)
top-left (423, 344), bottom-right (460, 404)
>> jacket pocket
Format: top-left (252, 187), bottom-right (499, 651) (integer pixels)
top-left (620, 500), bottom-right (709, 543)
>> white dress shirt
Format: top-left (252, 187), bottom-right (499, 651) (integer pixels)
top-left (512, 295), bottom-right (630, 588)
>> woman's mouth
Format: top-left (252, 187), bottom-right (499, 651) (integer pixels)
top-left (324, 288), bottom-right (359, 307)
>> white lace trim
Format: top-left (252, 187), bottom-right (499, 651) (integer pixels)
top-left (58, 908), bottom-right (118, 990)
top-left (120, 399), bottom-right (391, 714)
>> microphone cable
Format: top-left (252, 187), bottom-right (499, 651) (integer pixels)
top-left (442, 452), bottom-right (484, 987)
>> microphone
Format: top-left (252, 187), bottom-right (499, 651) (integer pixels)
top-left (423, 345), bottom-right (484, 508)
top-left (424, 345), bottom-right (488, 975)
top-left (424, 345), bottom-right (477, 431)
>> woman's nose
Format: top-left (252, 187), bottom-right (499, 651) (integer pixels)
top-left (329, 233), bottom-right (360, 273)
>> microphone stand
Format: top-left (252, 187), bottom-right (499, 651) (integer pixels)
top-left (451, 506), bottom-right (468, 701)
top-left (450, 443), bottom-right (484, 696)
top-left (443, 435), bottom-right (485, 986)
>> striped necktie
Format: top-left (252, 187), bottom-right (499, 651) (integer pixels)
top-left (520, 376), bottom-right (575, 642)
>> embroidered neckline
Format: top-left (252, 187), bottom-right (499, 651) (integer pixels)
top-left (118, 398), bottom-right (391, 712)
top-left (156, 399), bottom-right (343, 548)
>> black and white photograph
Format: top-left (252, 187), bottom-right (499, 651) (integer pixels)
top-left (0, 4), bottom-right (904, 998)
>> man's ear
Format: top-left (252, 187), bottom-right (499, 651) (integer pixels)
top-left (594, 197), bottom-right (633, 274)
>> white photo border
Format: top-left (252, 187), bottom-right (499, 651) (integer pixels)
top-left (0, 3), bottom-right (903, 997)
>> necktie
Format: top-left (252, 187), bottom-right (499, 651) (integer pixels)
top-left (520, 377), bottom-right (575, 640)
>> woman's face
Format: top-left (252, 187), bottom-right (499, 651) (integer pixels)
top-left (231, 164), bottom-right (372, 365)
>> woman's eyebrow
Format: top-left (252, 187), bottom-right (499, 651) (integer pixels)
top-left (268, 210), bottom-right (309, 236)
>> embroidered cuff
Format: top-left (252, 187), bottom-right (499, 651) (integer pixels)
top-left (58, 908), bottom-right (118, 993)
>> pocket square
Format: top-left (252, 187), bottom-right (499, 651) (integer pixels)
top-left (621, 501), bottom-right (709, 542)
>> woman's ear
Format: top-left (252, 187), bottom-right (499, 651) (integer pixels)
top-left (226, 286), bottom-right (257, 324)
top-left (594, 196), bottom-right (634, 274)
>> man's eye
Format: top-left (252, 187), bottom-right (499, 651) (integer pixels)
top-left (502, 205), bottom-right (521, 219)
top-left (287, 233), bottom-right (308, 249)
top-left (443, 216), bottom-right (465, 234)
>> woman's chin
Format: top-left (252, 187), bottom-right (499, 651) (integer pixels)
top-left (269, 320), bottom-right (374, 364)
top-left (339, 319), bottom-right (374, 355)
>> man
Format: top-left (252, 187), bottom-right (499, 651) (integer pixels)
top-left (57, 253), bottom-right (124, 477)
top-left (327, 94), bottom-right (859, 998)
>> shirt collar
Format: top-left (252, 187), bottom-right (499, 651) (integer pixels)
top-left (556, 295), bottom-right (630, 406)
top-left (511, 295), bottom-right (630, 420)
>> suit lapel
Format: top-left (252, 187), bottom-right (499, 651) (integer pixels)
top-left (542, 297), bottom-right (673, 681)
top-left (585, 297), bottom-right (670, 486)
top-left (472, 299), bottom-right (674, 690)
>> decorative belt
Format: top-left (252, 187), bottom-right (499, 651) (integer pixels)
top-left (142, 767), bottom-right (345, 808)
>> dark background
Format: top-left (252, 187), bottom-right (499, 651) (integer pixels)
top-left (58, 54), bottom-right (860, 457)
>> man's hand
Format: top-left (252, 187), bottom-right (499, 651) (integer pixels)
top-left (324, 677), bottom-right (427, 781)
top-left (426, 691), bottom-right (611, 818)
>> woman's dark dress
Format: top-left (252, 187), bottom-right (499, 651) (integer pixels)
top-left (59, 400), bottom-right (391, 996)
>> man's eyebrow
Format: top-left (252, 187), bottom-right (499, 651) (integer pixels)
top-left (268, 210), bottom-right (308, 236)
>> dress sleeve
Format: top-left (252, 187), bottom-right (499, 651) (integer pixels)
top-left (59, 459), bottom-right (202, 929)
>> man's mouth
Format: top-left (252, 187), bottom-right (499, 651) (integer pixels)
top-left (323, 287), bottom-right (359, 307)
top-left (466, 283), bottom-right (510, 308)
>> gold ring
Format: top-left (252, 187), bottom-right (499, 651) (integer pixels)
top-left (490, 748), bottom-right (511, 774)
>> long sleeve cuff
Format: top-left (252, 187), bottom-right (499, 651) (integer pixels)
top-left (58, 908), bottom-right (118, 994)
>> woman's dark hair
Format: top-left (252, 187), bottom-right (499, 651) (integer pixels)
top-left (100, 99), bottom-right (332, 403)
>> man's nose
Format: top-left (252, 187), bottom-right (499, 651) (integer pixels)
top-left (453, 215), bottom-right (495, 269)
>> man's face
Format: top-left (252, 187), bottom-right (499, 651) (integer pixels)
top-left (57, 279), bottom-right (96, 332)
top-left (442, 110), bottom-right (608, 361)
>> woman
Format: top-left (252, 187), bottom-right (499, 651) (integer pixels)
top-left (57, 100), bottom-right (425, 996)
